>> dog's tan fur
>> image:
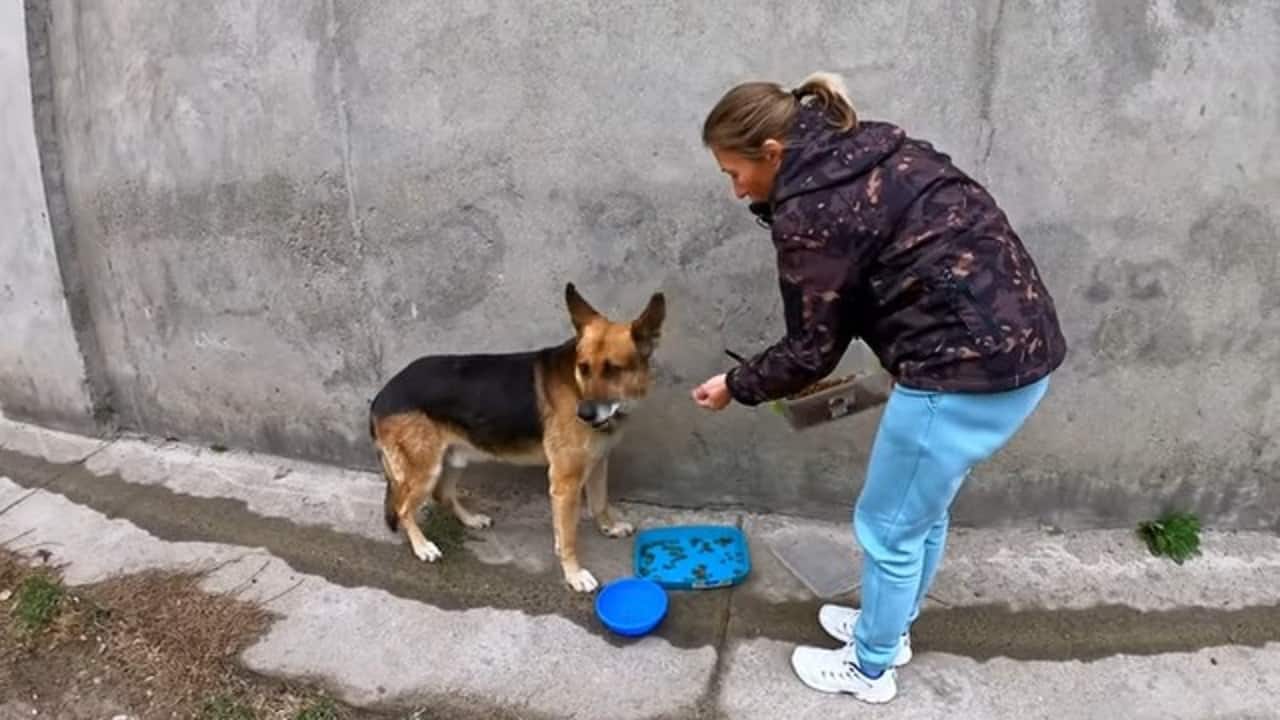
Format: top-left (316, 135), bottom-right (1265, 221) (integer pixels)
top-left (372, 286), bottom-right (664, 591)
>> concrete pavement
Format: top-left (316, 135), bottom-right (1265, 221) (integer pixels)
top-left (2, 414), bottom-right (1278, 719)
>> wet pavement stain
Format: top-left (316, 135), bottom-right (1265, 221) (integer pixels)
top-left (4, 446), bottom-right (1280, 662)
top-left (728, 593), bottom-right (1280, 662)
top-left (0, 447), bottom-right (727, 650)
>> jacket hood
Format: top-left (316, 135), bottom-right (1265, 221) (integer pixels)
top-left (771, 108), bottom-right (906, 207)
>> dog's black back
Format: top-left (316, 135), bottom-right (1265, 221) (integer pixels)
top-left (370, 341), bottom-right (572, 452)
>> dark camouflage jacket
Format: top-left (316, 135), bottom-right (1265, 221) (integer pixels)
top-left (725, 107), bottom-right (1067, 405)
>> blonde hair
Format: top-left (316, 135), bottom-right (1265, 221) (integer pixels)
top-left (702, 72), bottom-right (858, 159)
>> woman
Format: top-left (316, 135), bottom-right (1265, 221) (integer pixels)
top-left (691, 72), bottom-right (1067, 704)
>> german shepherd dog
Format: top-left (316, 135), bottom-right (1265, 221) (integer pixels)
top-left (369, 284), bottom-right (665, 592)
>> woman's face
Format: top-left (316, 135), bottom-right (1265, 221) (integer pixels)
top-left (711, 140), bottom-right (784, 203)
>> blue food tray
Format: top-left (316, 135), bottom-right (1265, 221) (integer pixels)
top-left (633, 525), bottom-right (751, 590)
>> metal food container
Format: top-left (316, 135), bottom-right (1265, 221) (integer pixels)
top-left (773, 370), bottom-right (894, 430)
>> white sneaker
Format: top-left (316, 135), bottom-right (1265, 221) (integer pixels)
top-left (818, 604), bottom-right (913, 667)
top-left (790, 645), bottom-right (898, 704)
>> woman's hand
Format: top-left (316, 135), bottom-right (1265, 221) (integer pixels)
top-left (692, 373), bottom-right (732, 411)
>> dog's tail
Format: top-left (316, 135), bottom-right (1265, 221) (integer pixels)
top-left (380, 449), bottom-right (400, 533)
top-left (378, 453), bottom-right (399, 532)
top-left (370, 410), bottom-right (400, 533)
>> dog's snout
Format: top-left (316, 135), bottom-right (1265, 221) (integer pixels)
top-left (578, 400), bottom-right (623, 427)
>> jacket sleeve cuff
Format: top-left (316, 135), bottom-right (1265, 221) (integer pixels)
top-left (725, 366), bottom-right (764, 407)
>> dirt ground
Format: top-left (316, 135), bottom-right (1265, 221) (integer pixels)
top-left (0, 549), bottom-right (390, 720)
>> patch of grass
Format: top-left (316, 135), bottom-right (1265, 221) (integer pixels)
top-left (200, 694), bottom-right (255, 720)
top-left (295, 697), bottom-right (339, 720)
top-left (1137, 510), bottom-right (1202, 564)
top-left (12, 572), bottom-right (65, 632)
top-left (420, 506), bottom-right (468, 555)
top-left (90, 569), bottom-right (273, 705)
top-left (1, 551), bottom-right (380, 720)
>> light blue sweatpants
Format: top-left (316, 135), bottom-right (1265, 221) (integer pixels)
top-left (851, 377), bottom-right (1050, 674)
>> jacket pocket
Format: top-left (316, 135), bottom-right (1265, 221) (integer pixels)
top-left (940, 267), bottom-right (1004, 355)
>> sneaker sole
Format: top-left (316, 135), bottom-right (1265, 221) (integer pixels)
top-left (796, 679), bottom-right (896, 704)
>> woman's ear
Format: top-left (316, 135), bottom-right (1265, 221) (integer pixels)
top-left (761, 138), bottom-right (785, 166)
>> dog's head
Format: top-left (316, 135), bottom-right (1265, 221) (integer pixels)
top-left (565, 283), bottom-right (666, 430)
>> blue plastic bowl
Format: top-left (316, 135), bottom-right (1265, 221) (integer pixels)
top-left (595, 577), bottom-right (669, 637)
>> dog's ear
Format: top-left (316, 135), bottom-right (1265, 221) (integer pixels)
top-left (631, 291), bottom-right (666, 358)
top-left (565, 283), bottom-right (601, 334)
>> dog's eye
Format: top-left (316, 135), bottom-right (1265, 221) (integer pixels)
top-left (577, 362), bottom-right (591, 378)
top-left (602, 361), bottom-right (619, 378)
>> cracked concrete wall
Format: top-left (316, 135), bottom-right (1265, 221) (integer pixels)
top-left (10, 0), bottom-right (1280, 528)
top-left (0, 0), bottom-right (94, 432)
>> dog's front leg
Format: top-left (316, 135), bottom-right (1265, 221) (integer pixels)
top-left (550, 462), bottom-right (597, 592)
top-left (586, 457), bottom-right (634, 538)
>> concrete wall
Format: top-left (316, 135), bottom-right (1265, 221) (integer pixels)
top-left (0, 0), bottom-right (94, 431)
top-left (6, 0), bottom-right (1280, 528)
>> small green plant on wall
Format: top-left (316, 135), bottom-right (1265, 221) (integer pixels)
top-left (1137, 510), bottom-right (1202, 565)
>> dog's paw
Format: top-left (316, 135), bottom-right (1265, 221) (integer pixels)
top-left (460, 512), bottom-right (492, 529)
top-left (565, 568), bottom-right (599, 593)
top-left (601, 520), bottom-right (635, 538)
top-left (413, 540), bottom-right (443, 563)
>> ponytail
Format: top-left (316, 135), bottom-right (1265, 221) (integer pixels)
top-left (702, 71), bottom-right (858, 158)
top-left (792, 72), bottom-right (858, 132)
